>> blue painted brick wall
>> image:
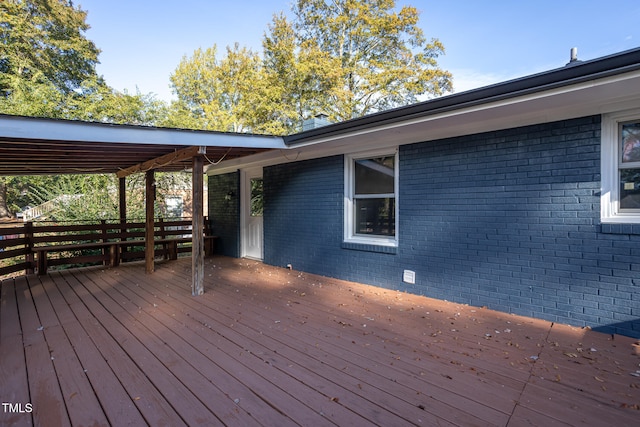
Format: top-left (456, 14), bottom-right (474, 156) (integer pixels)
top-left (208, 171), bottom-right (240, 257)
top-left (259, 115), bottom-right (639, 338)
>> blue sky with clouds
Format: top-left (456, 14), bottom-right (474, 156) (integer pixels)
top-left (79, 0), bottom-right (640, 102)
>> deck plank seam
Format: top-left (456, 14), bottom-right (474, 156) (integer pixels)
top-left (146, 264), bottom-right (506, 426)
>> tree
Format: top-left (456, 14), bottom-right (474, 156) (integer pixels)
top-left (260, 12), bottom-right (338, 134)
top-left (168, 44), bottom-right (265, 133)
top-left (0, 0), bottom-right (101, 99)
top-left (0, 0), bottom-right (167, 124)
top-left (0, 180), bottom-right (11, 218)
top-left (290, 0), bottom-right (452, 121)
top-left (169, 0), bottom-right (452, 133)
top-left (0, 1), bottom-right (171, 218)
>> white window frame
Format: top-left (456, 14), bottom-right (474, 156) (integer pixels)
top-left (344, 148), bottom-right (399, 247)
top-left (601, 110), bottom-right (640, 224)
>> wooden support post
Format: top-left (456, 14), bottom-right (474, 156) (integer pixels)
top-left (119, 177), bottom-right (127, 223)
top-left (145, 170), bottom-right (155, 274)
top-left (119, 176), bottom-right (128, 259)
top-left (192, 155), bottom-right (204, 296)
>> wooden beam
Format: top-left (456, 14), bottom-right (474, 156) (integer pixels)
top-left (119, 176), bottom-right (128, 258)
top-left (145, 170), bottom-right (155, 274)
top-left (117, 146), bottom-right (205, 178)
top-left (192, 155), bottom-right (204, 296)
top-left (119, 177), bottom-right (126, 223)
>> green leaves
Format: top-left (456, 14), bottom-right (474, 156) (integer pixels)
top-left (290, 0), bottom-right (452, 121)
top-left (166, 0), bottom-right (452, 133)
top-left (0, 0), bottom-right (100, 97)
top-left (0, 0), bottom-right (165, 126)
top-left (169, 44), bottom-right (265, 133)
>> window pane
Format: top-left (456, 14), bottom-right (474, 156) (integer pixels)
top-left (250, 178), bottom-right (263, 216)
top-left (354, 198), bottom-right (395, 236)
top-left (620, 168), bottom-right (640, 209)
top-left (621, 122), bottom-right (640, 163)
top-left (355, 157), bottom-right (394, 195)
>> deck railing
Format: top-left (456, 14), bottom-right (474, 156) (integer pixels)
top-left (0, 217), bottom-right (212, 277)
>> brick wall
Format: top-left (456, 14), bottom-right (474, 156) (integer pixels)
top-left (208, 171), bottom-right (240, 257)
top-left (264, 155), bottom-right (343, 273)
top-left (258, 115), bottom-right (640, 337)
top-left (399, 115), bottom-right (638, 337)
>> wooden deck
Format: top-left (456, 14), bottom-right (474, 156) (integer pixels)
top-left (1, 257), bottom-right (639, 426)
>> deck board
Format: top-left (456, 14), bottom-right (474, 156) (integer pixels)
top-left (160, 273), bottom-right (509, 425)
top-left (0, 278), bottom-right (32, 427)
top-left (160, 262), bottom-right (524, 420)
top-left (1, 256), bottom-right (639, 426)
top-left (146, 266), bottom-right (468, 426)
top-left (45, 271), bottom-right (160, 427)
top-left (81, 267), bottom-right (292, 427)
top-left (15, 276), bottom-right (70, 427)
top-left (106, 265), bottom-right (377, 426)
top-left (28, 274), bottom-right (110, 427)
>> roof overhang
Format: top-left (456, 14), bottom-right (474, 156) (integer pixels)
top-left (0, 116), bottom-right (285, 176)
top-left (207, 48), bottom-right (640, 175)
top-left (3, 48), bottom-right (640, 178)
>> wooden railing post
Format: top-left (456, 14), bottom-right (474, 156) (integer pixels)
top-left (119, 177), bottom-right (128, 260)
top-left (145, 170), bottom-right (155, 274)
top-left (100, 220), bottom-right (108, 266)
top-left (24, 221), bottom-right (34, 275)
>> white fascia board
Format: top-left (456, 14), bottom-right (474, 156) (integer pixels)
top-left (208, 70), bottom-right (640, 175)
top-left (0, 115), bottom-right (286, 149)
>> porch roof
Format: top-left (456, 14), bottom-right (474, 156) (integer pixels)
top-left (0, 115), bottom-right (284, 176)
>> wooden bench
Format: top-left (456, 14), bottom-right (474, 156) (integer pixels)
top-left (34, 236), bottom-right (218, 275)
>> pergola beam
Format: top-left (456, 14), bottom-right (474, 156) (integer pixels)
top-left (116, 146), bottom-right (206, 178)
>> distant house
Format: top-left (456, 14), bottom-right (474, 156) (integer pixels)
top-left (207, 48), bottom-right (640, 338)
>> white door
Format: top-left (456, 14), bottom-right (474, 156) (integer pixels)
top-left (241, 168), bottom-right (263, 260)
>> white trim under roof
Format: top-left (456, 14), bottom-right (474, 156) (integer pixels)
top-left (207, 69), bottom-right (640, 175)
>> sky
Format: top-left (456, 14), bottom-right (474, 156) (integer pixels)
top-left (78, 0), bottom-right (640, 103)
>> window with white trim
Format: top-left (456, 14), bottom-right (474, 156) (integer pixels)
top-left (344, 150), bottom-right (398, 246)
top-left (601, 110), bottom-right (640, 223)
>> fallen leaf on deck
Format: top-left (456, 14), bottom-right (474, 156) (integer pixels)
top-left (620, 403), bottom-right (640, 410)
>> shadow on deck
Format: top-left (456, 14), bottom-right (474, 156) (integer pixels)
top-left (1, 256), bottom-right (639, 426)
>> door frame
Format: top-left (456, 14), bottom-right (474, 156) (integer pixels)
top-left (240, 167), bottom-right (263, 259)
